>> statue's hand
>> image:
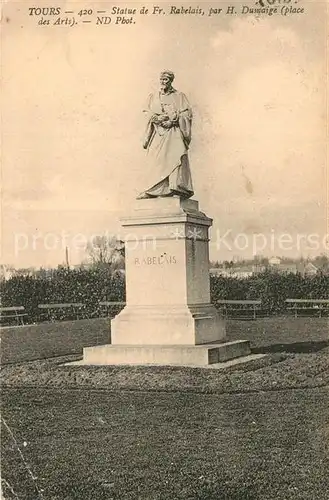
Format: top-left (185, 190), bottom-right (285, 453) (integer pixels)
top-left (150, 114), bottom-right (174, 128)
top-left (161, 120), bottom-right (173, 129)
top-left (157, 114), bottom-right (169, 123)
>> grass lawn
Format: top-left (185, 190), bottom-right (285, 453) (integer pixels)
top-left (1, 317), bottom-right (329, 499)
top-left (227, 316), bottom-right (329, 349)
top-left (2, 387), bottom-right (329, 500)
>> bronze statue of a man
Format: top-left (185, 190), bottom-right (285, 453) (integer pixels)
top-left (137, 71), bottom-right (194, 199)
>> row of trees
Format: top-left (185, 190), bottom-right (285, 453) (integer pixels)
top-left (1, 267), bottom-right (328, 321)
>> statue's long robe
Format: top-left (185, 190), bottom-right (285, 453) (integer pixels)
top-left (138, 89), bottom-right (194, 199)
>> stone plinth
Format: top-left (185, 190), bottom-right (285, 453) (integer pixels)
top-left (111, 197), bottom-right (226, 346)
top-left (79, 196), bottom-right (251, 367)
top-left (83, 341), bottom-right (251, 366)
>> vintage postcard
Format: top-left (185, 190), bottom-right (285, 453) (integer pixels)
top-left (1, 0), bottom-right (328, 498)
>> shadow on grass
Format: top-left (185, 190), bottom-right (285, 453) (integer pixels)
top-left (252, 340), bottom-right (329, 355)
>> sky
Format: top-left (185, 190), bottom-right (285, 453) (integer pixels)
top-left (1, 0), bottom-right (328, 267)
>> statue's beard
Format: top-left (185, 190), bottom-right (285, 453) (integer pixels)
top-left (160, 84), bottom-right (171, 93)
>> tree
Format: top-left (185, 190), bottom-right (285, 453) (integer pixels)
top-left (313, 254), bottom-right (329, 272)
top-left (86, 236), bottom-right (125, 270)
top-left (253, 255), bottom-right (269, 266)
top-left (223, 260), bottom-right (234, 269)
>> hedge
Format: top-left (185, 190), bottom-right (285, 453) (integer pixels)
top-left (210, 270), bottom-right (329, 313)
top-left (0, 268), bottom-right (125, 322)
top-left (1, 268), bottom-right (328, 322)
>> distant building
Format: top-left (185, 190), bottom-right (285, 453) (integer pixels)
top-left (268, 256), bottom-right (281, 266)
top-left (230, 267), bottom-right (254, 279)
top-left (268, 258), bottom-right (318, 276)
top-left (210, 259), bottom-right (319, 278)
top-left (275, 263), bottom-right (298, 274)
top-left (210, 264), bottom-right (264, 279)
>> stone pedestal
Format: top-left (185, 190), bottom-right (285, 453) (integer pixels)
top-left (111, 197), bottom-right (225, 345)
top-left (82, 341), bottom-right (251, 367)
top-left (82, 197), bottom-right (251, 366)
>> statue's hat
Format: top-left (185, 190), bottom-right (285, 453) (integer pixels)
top-left (160, 70), bottom-right (175, 81)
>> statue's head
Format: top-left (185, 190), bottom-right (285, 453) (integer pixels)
top-left (160, 70), bottom-right (175, 92)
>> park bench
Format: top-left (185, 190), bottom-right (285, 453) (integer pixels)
top-left (216, 299), bottom-right (262, 320)
top-left (98, 301), bottom-right (126, 318)
top-left (0, 306), bottom-right (28, 326)
top-left (285, 299), bottom-right (329, 318)
top-left (38, 303), bottom-right (86, 322)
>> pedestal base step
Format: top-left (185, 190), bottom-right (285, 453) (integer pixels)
top-left (82, 340), bottom-right (251, 366)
